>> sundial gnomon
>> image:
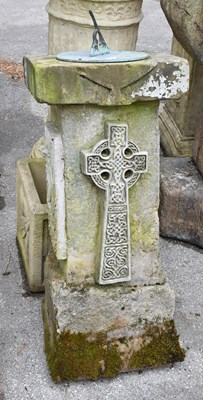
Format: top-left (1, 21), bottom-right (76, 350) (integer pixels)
top-left (56, 11), bottom-right (149, 63)
top-left (81, 124), bottom-right (148, 285)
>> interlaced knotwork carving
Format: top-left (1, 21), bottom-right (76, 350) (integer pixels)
top-left (81, 123), bottom-right (148, 284)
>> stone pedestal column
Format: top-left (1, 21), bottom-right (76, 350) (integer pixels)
top-left (24, 53), bottom-right (188, 381)
top-left (46, 0), bottom-right (144, 54)
top-left (160, 0), bottom-right (203, 160)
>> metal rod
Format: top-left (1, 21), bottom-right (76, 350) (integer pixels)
top-left (89, 10), bottom-right (110, 56)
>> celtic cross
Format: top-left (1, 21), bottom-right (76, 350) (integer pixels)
top-left (81, 123), bottom-right (148, 285)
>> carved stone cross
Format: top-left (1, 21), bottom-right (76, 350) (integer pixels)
top-left (81, 123), bottom-right (148, 285)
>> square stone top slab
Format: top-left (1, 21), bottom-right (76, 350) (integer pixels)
top-left (24, 53), bottom-right (189, 106)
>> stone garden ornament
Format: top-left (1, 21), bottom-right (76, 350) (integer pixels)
top-left (23, 8), bottom-right (189, 382)
top-left (81, 123), bottom-right (147, 284)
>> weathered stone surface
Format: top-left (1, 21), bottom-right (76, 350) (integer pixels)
top-left (192, 96), bottom-right (203, 177)
top-left (43, 258), bottom-right (185, 381)
top-left (159, 37), bottom-right (195, 157)
top-left (159, 157), bottom-right (203, 248)
top-left (23, 51), bottom-right (188, 377)
top-left (160, 2), bottom-right (203, 158)
top-left (45, 122), bottom-right (67, 261)
top-left (46, 0), bottom-right (143, 55)
top-left (30, 136), bottom-right (47, 159)
top-left (47, 102), bottom-right (164, 287)
top-left (23, 54), bottom-right (189, 106)
top-left (16, 158), bottom-right (49, 292)
top-left (161, 0), bottom-right (203, 63)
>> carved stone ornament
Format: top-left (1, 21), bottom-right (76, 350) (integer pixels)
top-left (47, 0), bottom-right (143, 25)
top-left (81, 123), bottom-right (148, 285)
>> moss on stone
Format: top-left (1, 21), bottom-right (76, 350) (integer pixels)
top-left (43, 298), bottom-right (185, 382)
top-left (42, 302), bottom-right (122, 382)
top-left (129, 320), bottom-right (185, 369)
top-left (44, 246), bottom-right (67, 285)
top-left (130, 217), bottom-right (158, 253)
top-left (24, 55), bottom-right (188, 106)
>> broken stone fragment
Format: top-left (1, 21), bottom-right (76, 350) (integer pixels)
top-left (16, 158), bottom-right (49, 292)
top-left (161, 0), bottom-right (203, 63)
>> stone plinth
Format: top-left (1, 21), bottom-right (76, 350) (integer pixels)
top-left (16, 158), bottom-right (49, 292)
top-left (24, 53), bottom-right (188, 380)
top-left (43, 262), bottom-right (184, 381)
top-left (160, 1), bottom-right (203, 159)
top-left (159, 157), bottom-right (203, 248)
top-left (46, 0), bottom-right (143, 54)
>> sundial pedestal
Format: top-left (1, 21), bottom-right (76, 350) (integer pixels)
top-left (24, 54), bottom-right (188, 381)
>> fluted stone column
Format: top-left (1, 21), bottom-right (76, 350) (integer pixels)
top-left (24, 53), bottom-right (188, 381)
top-left (46, 0), bottom-right (144, 54)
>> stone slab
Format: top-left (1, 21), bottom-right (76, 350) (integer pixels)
top-left (45, 123), bottom-right (67, 260)
top-left (23, 53), bottom-right (189, 105)
top-left (43, 257), bottom-right (184, 381)
top-left (16, 158), bottom-right (49, 292)
top-left (159, 157), bottom-right (203, 248)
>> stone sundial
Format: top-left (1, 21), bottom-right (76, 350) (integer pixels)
top-left (23, 7), bottom-right (189, 377)
top-left (56, 10), bottom-right (149, 63)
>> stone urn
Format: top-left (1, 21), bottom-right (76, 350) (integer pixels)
top-left (46, 0), bottom-right (144, 54)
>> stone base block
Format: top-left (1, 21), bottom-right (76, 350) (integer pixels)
top-left (43, 257), bottom-right (185, 382)
top-left (159, 157), bottom-right (203, 248)
top-left (16, 158), bottom-right (49, 292)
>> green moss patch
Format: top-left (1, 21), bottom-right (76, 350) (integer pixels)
top-left (43, 302), bottom-right (122, 381)
top-left (129, 320), bottom-right (185, 369)
top-left (130, 217), bottom-right (157, 252)
top-left (43, 298), bottom-right (185, 382)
